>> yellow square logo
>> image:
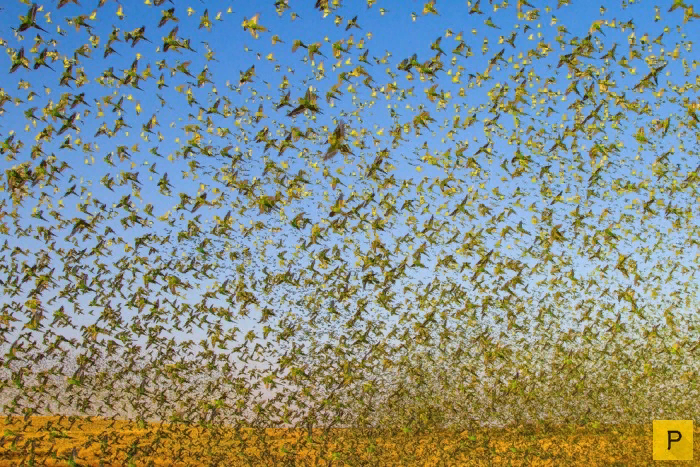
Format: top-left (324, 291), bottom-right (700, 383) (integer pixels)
top-left (653, 420), bottom-right (693, 461)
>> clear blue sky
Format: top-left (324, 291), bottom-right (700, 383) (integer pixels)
top-left (1, 0), bottom-right (699, 394)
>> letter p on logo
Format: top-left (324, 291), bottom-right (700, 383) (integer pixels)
top-left (653, 420), bottom-right (693, 461)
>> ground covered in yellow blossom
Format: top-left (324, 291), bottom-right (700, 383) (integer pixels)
top-left (1, 416), bottom-right (697, 466)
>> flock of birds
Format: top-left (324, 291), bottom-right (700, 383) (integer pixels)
top-left (2, 0), bottom-right (700, 458)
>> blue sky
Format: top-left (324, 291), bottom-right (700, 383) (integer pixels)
top-left (1, 0), bottom-right (700, 397)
